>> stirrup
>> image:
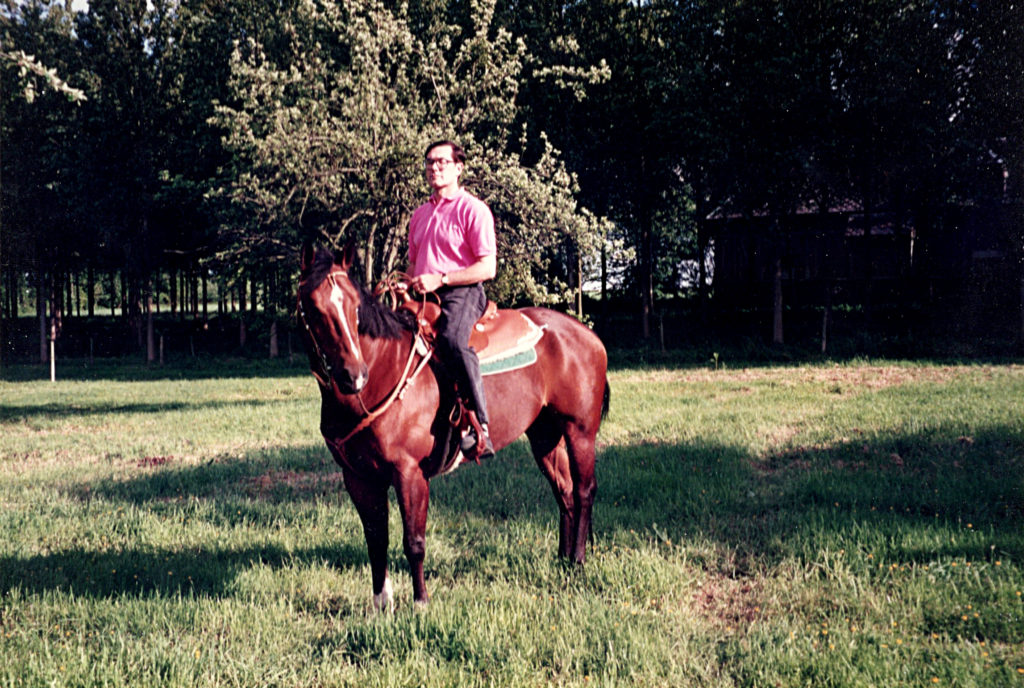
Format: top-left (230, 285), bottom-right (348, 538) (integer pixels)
top-left (460, 411), bottom-right (494, 462)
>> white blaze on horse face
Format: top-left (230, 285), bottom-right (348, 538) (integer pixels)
top-left (373, 575), bottom-right (394, 613)
top-left (328, 280), bottom-right (363, 364)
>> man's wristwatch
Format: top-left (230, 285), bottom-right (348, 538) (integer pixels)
top-left (441, 273), bottom-right (449, 286)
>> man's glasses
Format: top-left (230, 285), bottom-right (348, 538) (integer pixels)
top-left (424, 157), bottom-right (455, 169)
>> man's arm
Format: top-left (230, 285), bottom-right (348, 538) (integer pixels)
top-left (408, 254), bottom-right (496, 293)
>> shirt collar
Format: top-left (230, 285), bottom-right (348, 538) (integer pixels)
top-left (431, 187), bottom-right (464, 205)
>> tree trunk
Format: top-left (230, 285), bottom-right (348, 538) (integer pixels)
top-left (821, 281), bottom-right (832, 354)
top-left (1019, 272), bottom-right (1024, 347)
top-left (146, 279), bottom-right (155, 363)
top-left (638, 154), bottom-right (654, 340)
top-left (72, 271), bottom-right (80, 317)
top-left (49, 311), bottom-right (56, 383)
top-left (65, 270), bottom-right (72, 320)
top-left (269, 319), bottom-right (279, 358)
top-left (87, 264), bottom-right (95, 317)
top-left (600, 243), bottom-right (607, 303)
top-left (639, 210), bottom-right (654, 339)
top-left (576, 250), bottom-right (584, 320)
top-left (696, 207), bottom-right (710, 327)
top-left (120, 271), bottom-right (129, 320)
top-left (362, 228), bottom-right (379, 286)
top-left (773, 255), bottom-right (784, 345)
top-left (192, 267), bottom-right (199, 319)
top-left (38, 272), bottom-right (47, 364)
top-left (170, 267), bottom-right (178, 317)
top-left (126, 276), bottom-right (142, 350)
top-left (109, 271), bottom-right (117, 316)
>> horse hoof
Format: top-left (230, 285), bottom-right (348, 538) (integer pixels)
top-left (372, 577), bottom-right (394, 613)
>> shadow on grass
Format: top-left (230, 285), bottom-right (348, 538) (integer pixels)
top-left (0, 396), bottom-right (308, 423)
top-left (61, 443), bottom-right (338, 504)
top-left (587, 424), bottom-right (1024, 567)
top-left (4, 424), bottom-right (1022, 599)
top-left (426, 423), bottom-right (1024, 577)
top-left (0, 356), bottom-right (310, 383)
top-left (0, 541), bottom-right (366, 598)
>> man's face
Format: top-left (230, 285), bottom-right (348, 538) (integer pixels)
top-left (424, 144), bottom-right (463, 191)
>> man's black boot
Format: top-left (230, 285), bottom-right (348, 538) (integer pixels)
top-left (460, 423), bottom-right (495, 461)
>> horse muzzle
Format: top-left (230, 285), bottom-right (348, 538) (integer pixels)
top-left (333, 363), bottom-right (369, 395)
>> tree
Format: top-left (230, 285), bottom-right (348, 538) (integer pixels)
top-left (1, 0), bottom-right (86, 369)
top-left (73, 0), bottom-right (183, 361)
top-left (211, 0), bottom-right (605, 307)
top-left (499, 0), bottom-right (718, 337)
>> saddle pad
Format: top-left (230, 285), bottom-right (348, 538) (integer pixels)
top-left (476, 312), bottom-right (544, 376)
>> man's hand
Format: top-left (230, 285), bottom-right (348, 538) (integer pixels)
top-left (409, 273), bottom-right (444, 293)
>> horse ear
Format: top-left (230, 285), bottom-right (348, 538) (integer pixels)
top-left (338, 241), bottom-right (358, 272)
top-left (301, 241), bottom-right (315, 272)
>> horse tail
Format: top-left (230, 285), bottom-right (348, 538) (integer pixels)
top-left (601, 377), bottom-right (611, 420)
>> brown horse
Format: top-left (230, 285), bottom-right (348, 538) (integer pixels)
top-left (297, 243), bottom-right (608, 608)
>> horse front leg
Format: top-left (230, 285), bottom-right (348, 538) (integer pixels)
top-left (342, 468), bottom-right (393, 612)
top-left (394, 466), bottom-right (431, 605)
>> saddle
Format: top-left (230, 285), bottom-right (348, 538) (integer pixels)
top-left (399, 299), bottom-right (543, 364)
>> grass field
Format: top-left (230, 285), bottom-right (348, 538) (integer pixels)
top-left (2, 356), bottom-right (1023, 687)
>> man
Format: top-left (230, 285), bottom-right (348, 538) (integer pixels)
top-left (407, 140), bottom-right (496, 460)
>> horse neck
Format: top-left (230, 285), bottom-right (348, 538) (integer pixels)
top-left (363, 330), bottom-right (416, 394)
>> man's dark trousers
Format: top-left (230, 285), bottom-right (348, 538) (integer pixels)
top-left (436, 283), bottom-right (489, 425)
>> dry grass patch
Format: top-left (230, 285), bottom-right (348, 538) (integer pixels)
top-left (245, 469), bottom-right (343, 498)
top-left (692, 572), bottom-right (766, 634)
top-left (617, 363), bottom-right (994, 388)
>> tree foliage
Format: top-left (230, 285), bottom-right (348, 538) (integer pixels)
top-left (2, 0), bottom-right (1021, 358)
top-left (210, 0), bottom-right (606, 305)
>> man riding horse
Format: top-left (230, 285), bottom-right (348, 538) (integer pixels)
top-left (405, 140), bottom-right (495, 461)
top-left (297, 142), bottom-right (609, 607)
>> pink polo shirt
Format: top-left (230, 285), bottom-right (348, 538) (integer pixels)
top-left (408, 189), bottom-right (496, 277)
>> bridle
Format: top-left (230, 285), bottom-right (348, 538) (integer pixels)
top-left (297, 269), bottom-right (434, 445)
top-left (298, 271), bottom-right (358, 391)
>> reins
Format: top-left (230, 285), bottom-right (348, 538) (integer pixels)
top-left (297, 269), bottom-right (435, 446)
top-left (332, 332), bottom-right (433, 444)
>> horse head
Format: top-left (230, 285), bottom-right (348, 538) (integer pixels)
top-left (298, 242), bottom-right (369, 395)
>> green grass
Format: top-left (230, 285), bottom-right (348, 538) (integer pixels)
top-left (2, 357), bottom-right (1023, 686)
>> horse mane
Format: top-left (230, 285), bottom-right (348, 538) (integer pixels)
top-left (351, 274), bottom-right (417, 340)
top-left (300, 247), bottom-right (415, 340)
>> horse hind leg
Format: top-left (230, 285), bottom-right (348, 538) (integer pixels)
top-left (526, 420), bottom-right (575, 559)
top-left (563, 422), bottom-right (597, 564)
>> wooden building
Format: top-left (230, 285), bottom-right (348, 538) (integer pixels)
top-left (707, 201), bottom-right (1024, 342)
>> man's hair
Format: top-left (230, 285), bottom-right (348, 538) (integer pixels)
top-left (425, 140), bottom-right (466, 164)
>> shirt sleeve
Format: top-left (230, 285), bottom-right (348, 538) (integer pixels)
top-left (466, 196), bottom-right (496, 259)
top-left (408, 205), bottom-right (422, 268)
